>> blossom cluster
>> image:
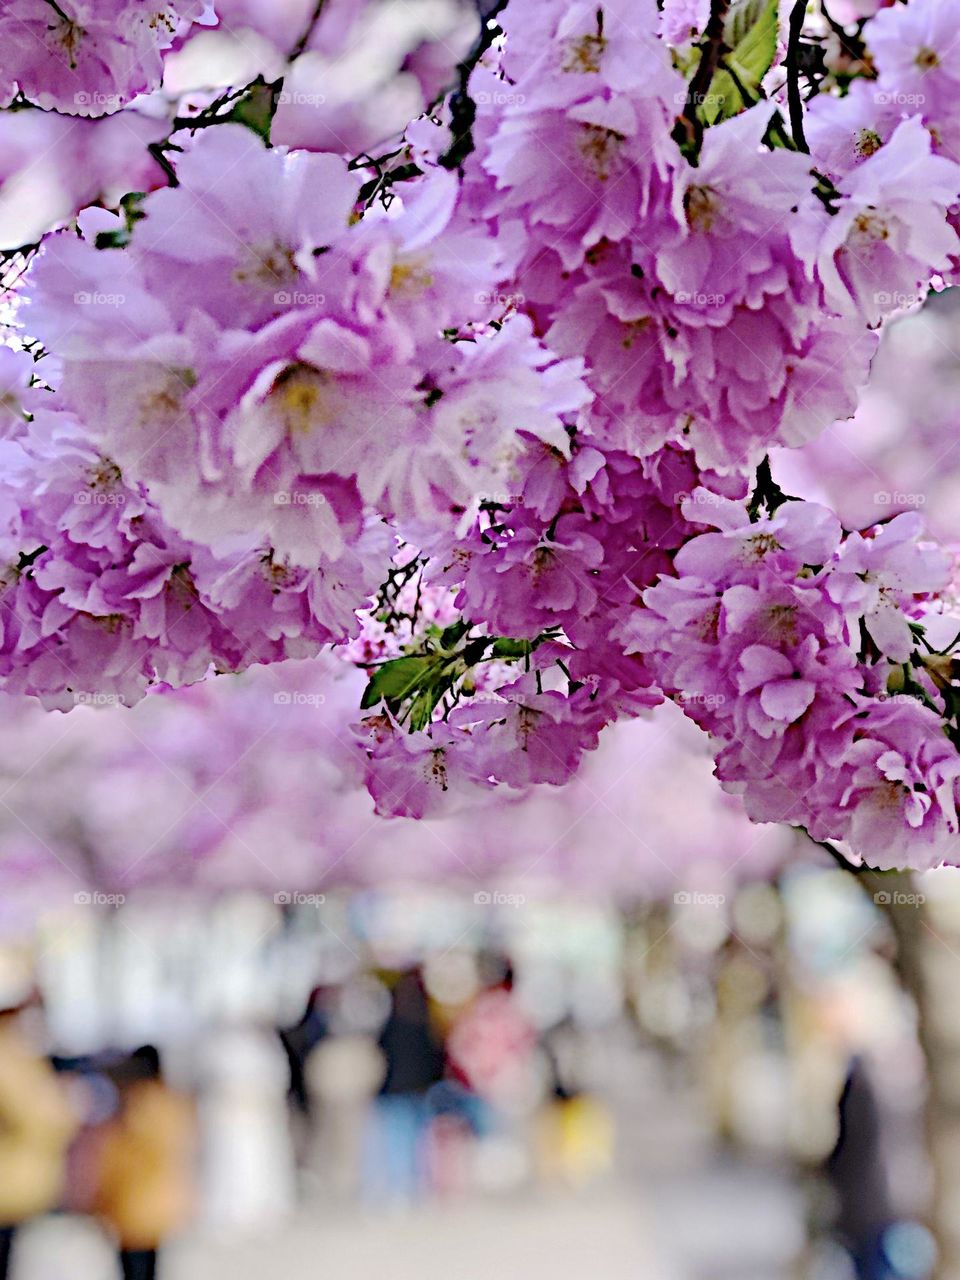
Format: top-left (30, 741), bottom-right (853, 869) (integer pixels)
top-left (0, 0), bottom-right (207, 115)
top-left (460, 1), bottom-right (960, 471)
top-left (3, 0), bottom-right (960, 871)
top-left (357, 436), bottom-right (728, 816)
top-left (0, 345), bottom-right (389, 708)
top-left (633, 491), bottom-right (959, 869)
top-left (0, 0), bottom-right (478, 248)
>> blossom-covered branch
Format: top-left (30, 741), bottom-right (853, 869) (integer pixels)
top-left (1, 0), bottom-right (960, 871)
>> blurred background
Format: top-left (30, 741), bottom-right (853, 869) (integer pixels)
top-left (3, 0), bottom-right (960, 1277)
top-left (0, 858), bottom-right (956, 1280)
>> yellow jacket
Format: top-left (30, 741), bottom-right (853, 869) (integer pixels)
top-left (93, 1080), bottom-right (195, 1250)
top-left (0, 1020), bottom-right (76, 1224)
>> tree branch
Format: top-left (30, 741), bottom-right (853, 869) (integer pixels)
top-left (289, 0), bottom-right (328, 61)
top-left (439, 0), bottom-right (510, 172)
top-left (675, 0), bottom-right (731, 160)
top-left (785, 0), bottom-right (809, 153)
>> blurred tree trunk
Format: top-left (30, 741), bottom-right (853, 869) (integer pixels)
top-left (867, 870), bottom-right (960, 1280)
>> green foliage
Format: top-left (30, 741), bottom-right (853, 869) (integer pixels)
top-left (93, 191), bottom-right (147, 249)
top-left (702, 0), bottom-right (779, 125)
top-left (360, 626), bottom-right (550, 730)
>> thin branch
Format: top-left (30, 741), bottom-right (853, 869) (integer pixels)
top-left (289, 0), bottom-right (328, 61)
top-left (819, 0), bottom-right (872, 70)
top-left (439, 1), bottom-right (510, 172)
top-left (785, 0), bottom-right (809, 153)
top-left (147, 141), bottom-right (180, 187)
top-left (675, 0), bottom-right (731, 160)
top-left (42, 0), bottom-right (73, 23)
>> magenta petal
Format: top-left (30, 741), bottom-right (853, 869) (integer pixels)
top-left (759, 678), bottom-right (816, 723)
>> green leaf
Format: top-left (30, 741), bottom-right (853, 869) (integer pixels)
top-left (701, 0), bottom-right (778, 125)
top-left (490, 638), bottom-right (534, 660)
top-left (359, 627), bottom-right (555, 731)
top-left (360, 656), bottom-right (437, 710)
top-left (227, 78), bottom-right (279, 143)
top-left (724, 0), bottom-right (773, 47)
top-left (439, 620), bottom-right (470, 651)
top-left (94, 191), bottom-right (146, 249)
top-left (408, 684), bottom-right (449, 731)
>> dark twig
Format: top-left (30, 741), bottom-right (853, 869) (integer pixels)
top-left (147, 141), bottom-right (180, 187)
top-left (289, 0), bottom-right (328, 61)
top-left (42, 0), bottom-right (72, 22)
top-left (819, 0), bottom-right (872, 70)
top-left (785, 0), bottom-right (809, 152)
top-left (747, 455), bottom-right (796, 520)
top-left (439, 0), bottom-right (510, 172)
top-left (674, 0), bottom-right (731, 159)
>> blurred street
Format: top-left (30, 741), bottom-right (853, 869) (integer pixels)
top-left (13, 1160), bottom-right (798, 1280)
top-left (9, 1051), bottom-right (802, 1280)
top-left (0, 877), bottom-right (927, 1280)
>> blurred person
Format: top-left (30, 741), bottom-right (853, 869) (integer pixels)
top-left (446, 960), bottom-right (537, 1113)
top-left (363, 969), bottom-right (444, 1206)
top-left (197, 1023), bottom-right (296, 1229)
top-left (303, 1028), bottom-right (384, 1200)
top-left (824, 1054), bottom-right (906, 1280)
top-left (92, 1046), bottom-right (195, 1280)
top-left (534, 1018), bottom-right (614, 1189)
top-left (279, 986), bottom-right (333, 1169)
top-left (0, 997), bottom-right (77, 1279)
top-left (443, 958), bottom-right (539, 1192)
top-left (59, 1055), bottom-right (121, 1220)
top-left (278, 985), bottom-right (332, 1120)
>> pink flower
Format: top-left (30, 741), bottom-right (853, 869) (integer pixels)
top-left (867, 0), bottom-right (960, 154)
top-left (454, 675), bottom-right (603, 789)
top-left (479, 0), bottom-right (684, 270)
top-left (826, 512), bottom-right (950, 662)
top-left (797, 117), bottom-right (960, 326)
top-left (674, 492), bottom-right (842, 584)
top-left (359, 716), bottom-right (492, 818)
top-left (805, 80), bottom-right (900, 182)
top-left (134, 126), bottom-right (361, 330)
top-left (654, 106), bottom-right (814, 322)
top-left (0, 0), bottom-right (205, 115)
top-left (821, 700), bottom-right (960, 870)
top-left (457, 510), bottom-right (606, 638)
top-left (734, 633), bottom-right (859, 740)
top-left (659, 0), bottom-right (709, 48)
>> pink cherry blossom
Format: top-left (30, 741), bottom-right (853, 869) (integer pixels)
top-left (0, 0), bottom-right (206, 115)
